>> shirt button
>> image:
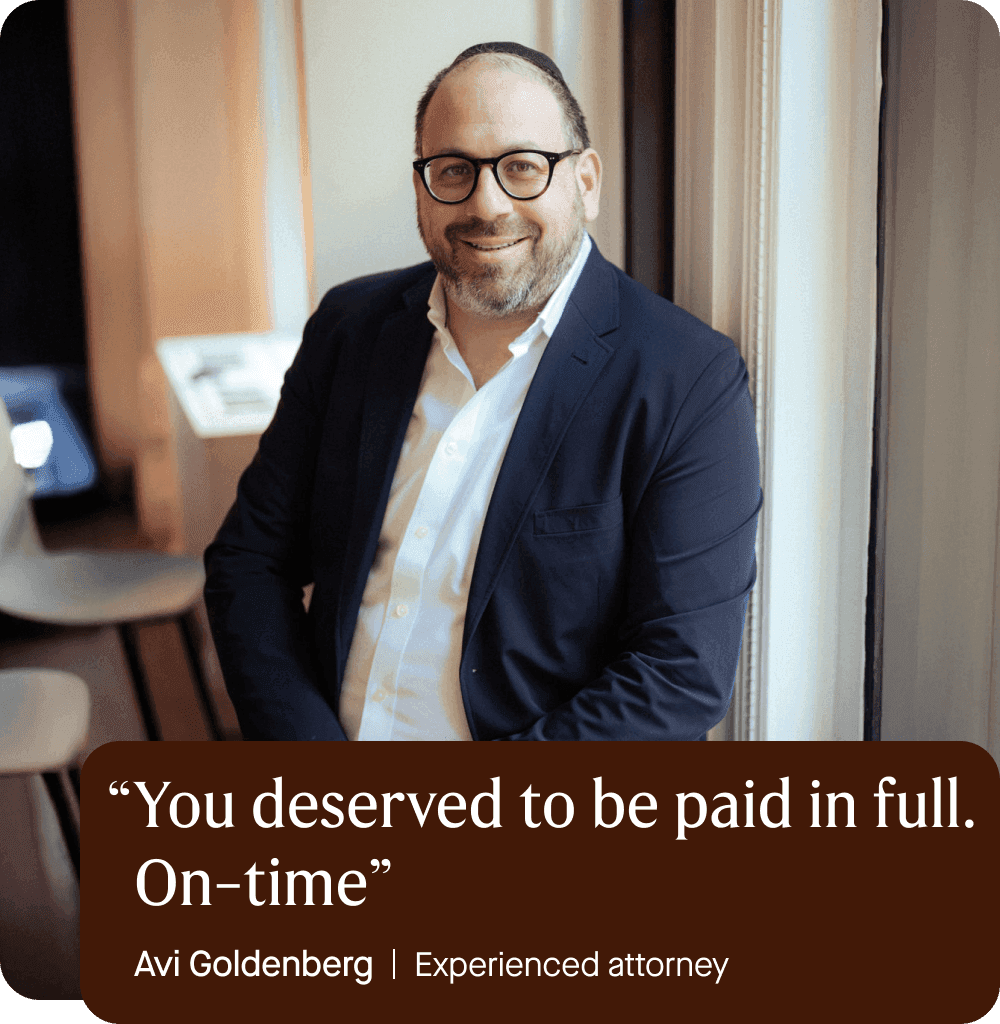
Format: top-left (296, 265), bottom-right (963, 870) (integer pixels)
top-left (415, 526), bottom-right (429, 539)
top-left (394, 603), bottom-right (409, 618)
top-left (445, 441), bottom-right (458, 456)
top-left (372, 689), bottom-right (386, 702)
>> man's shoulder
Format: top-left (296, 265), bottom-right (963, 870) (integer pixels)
top-left (290, 262), bottom-right (436, 379)
top-left (578, 248), bottom-right (736, 368)
top-left (314, 261), bottom-right (436, 322)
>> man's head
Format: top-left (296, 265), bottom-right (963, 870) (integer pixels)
top-left (413, 42), bottom-right (601, 321)
top-left (414, 42), bottom-right (590, 156)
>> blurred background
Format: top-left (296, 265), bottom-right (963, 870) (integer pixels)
top-left (0, 0), bottom-right (997, 1001)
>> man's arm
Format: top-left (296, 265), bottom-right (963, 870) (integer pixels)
top-left (203, 308), bottom-right (347, 741)
top-left (499, 342), bottom-right (761, 740)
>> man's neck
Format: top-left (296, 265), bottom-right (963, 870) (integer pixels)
top-left (445, 297), bottom-right (541, 390)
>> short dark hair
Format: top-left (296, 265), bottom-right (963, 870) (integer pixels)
top-left (414, 41), bottom-right (591, 157)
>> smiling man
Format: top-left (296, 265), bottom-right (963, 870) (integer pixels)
top-left (204, 42), bottom-right (761, 741)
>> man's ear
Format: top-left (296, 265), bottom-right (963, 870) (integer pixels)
top-left (575, 148), bottom-right (602, 222)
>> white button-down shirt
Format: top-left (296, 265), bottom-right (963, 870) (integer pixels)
top-left (339, 233), bottom-right (593, 740)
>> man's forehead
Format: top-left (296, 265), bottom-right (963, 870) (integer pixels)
top-left (421, 59), bottom-right (565, 151)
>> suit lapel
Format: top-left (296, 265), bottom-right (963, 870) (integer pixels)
top-left (336, 274), bottom-right (435, 652)
top-left (462, 245), bottom-right (621, 648)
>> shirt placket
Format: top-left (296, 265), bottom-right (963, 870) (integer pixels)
top-left (356, 385), bottom-right (483, 740)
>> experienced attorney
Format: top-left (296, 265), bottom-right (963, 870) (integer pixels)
top-left (204, 42), bottom-right (761, 741)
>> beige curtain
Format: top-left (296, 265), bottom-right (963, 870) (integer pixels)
top-left (675, 0), bottom-right (882, 740)
top-left (878, 0), bottom-right (1000, 754)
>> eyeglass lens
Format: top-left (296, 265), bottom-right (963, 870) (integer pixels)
top-left (424, 152), bottom-right (551, 201)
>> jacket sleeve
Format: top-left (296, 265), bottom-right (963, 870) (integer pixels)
top-left (203, 308), bottom-right (347, 741)
top-left (499, 343), bottom-right (761, 740)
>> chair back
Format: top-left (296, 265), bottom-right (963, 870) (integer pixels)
top-left (0, 396), bottom-right (44, 559)
top-left (0, 669), bottom-right (90, 773)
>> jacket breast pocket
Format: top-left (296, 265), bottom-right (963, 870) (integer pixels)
top-left (518, 497), bottom-right (627, 674)
top-left (533, 496), bottom-right (624, 536)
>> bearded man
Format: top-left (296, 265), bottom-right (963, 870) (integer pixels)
top-left (204, 42), bottom-right (761, 741)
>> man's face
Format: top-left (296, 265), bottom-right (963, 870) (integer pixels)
top-left (415, 60), bottom-right (601, 320)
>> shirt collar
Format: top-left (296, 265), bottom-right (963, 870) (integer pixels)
top-left (427, 232), bottom-right (593, 359)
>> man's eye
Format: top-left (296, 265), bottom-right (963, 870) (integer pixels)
top-left (503, 160), bottom-right (547, 179)
top-left (439, 163), bottom-right (471, 177)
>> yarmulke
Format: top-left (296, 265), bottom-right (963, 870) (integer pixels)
top-left (451, 42), bottom-right (568, 87)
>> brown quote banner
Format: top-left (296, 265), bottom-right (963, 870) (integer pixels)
top-left (80, 742), bottom-right (999, 1023)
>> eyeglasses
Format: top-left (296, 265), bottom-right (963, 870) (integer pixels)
top-left (413, 149), bottom-right (582, 204)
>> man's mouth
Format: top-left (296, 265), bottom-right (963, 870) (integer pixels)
top-left (460, 238), bottom-right (526, 251)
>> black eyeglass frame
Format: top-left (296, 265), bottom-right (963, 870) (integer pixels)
top-left (413, 148), bottom-right (582, 204)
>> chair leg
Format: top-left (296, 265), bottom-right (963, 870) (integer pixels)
top-left (118, 622), bottom-right (161, 741)
top-left (41, 770), bottom-right (80, 880)
top-left (178, 609), bottom-right (224, 741)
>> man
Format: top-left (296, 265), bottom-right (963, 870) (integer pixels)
top-left (204, 42), bottom-right (760, 741)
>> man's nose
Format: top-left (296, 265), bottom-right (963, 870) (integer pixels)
top-left (466, 166), bottom-right (515, 218)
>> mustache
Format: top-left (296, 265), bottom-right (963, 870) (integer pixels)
top-left (444, 218), bottom-right (539, 243)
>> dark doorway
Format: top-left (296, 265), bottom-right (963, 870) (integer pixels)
top-left (0, 0), bottom-right (87, 369)
top-left (622, 0), bottom-right (675, 301)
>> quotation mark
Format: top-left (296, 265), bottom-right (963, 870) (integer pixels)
top-left (109, 781), bottom-right (130, 795)
top-left (370, 859), bottom-right (391, 873)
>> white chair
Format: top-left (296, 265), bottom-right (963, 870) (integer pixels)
top-left (0, 668), bottom-right (89, 996)
top-left (0, 396), bottom-right (215, 741)
top-left (0, 667), bottom-right (89, 878)
top-left (0, 668), bottom-right (89, 774)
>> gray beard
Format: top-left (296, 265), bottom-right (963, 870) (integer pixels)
top-left (417, 200), bottom-right (585, 320)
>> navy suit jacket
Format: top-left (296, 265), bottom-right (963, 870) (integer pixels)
top-left (204, 242), bottom-right (761, 741)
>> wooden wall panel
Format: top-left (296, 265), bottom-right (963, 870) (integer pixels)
top-left (68, 0), bottom-right (269, 546)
